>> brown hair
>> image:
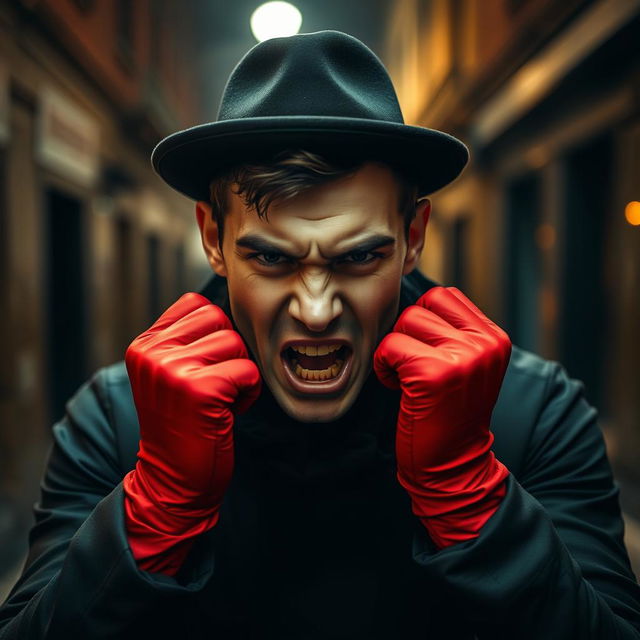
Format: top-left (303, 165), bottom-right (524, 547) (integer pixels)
top-left (209, 149), bottom-right (418, 246)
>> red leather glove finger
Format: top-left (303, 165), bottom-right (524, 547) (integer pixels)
top-left (123, 293), bottom-right (262, 575)
top-left (140, 291), bottom-right (227, 333)
top-left (415, 287), bottom-right (512, 422)
top-left (374, 286), bottom-right (511, 548)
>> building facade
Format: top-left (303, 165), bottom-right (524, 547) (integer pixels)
top-left (0, 0), bottom-right (210, 580)
top-left (385, 0), bottom-right (640, 563)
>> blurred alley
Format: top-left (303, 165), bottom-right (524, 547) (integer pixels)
top-left (0, 0), bottom-right (639, 600)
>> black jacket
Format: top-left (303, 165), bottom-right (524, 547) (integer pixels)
top-left (1, 271), bottom-right (639, 639)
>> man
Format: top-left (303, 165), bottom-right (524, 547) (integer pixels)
top-left (1, 30), bottom-right (639, 639)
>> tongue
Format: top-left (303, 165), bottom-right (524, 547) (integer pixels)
top-left (295, 351), bottom-right (339, 370)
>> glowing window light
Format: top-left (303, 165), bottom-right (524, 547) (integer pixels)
top-left (250, 2), bottom-right (302, 42)
top-left (625, 201), bottom-right (640, 226)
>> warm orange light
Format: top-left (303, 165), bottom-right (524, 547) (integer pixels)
top-left (625, 201), bottom-right (640, 226)
top-left (535, 223), bottom-right (556, 250)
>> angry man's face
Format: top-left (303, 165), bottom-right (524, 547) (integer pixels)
top-left (196, 163), bottom-right (429, 423)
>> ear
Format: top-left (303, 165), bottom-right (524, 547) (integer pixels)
top-left (195, 201), bottom-right (227, 277)
top-left (402, 198), bottom-right (431, 275)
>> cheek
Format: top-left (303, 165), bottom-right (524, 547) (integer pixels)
top-left (346, 274), bottom-right (402, 340)
top-left (227, 278), bottom-right (283, 351)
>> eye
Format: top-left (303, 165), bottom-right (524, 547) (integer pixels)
top-left (346, 250), bottom-right (369, 263)
top-left (251, 252), bottom-right (291, 266)
top-left (339, 250), bottom-right (384, 265)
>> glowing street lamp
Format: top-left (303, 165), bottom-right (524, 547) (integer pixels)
top-left (250, 2), bottom-right (302, 43)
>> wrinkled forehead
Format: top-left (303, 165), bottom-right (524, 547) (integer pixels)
top-left (225, 163), bottom-right (405, 242)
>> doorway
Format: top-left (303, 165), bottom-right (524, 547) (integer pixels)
top-left (560, 133), bottom-right (612, 413)
top-left (504, 172), bottom-right (542, 353)
top-left (44, 187), bottom-right (87, 423)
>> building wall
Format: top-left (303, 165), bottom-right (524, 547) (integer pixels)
top-left (27, 0), bottom-right (200, 129)
top-left (384, 0), bottom-right (640, 519)
top-left (0, 0), bottom-right (211, 573)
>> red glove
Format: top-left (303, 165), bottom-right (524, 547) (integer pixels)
top-left (123, 293), bottom-right (261, 575)
top-left (374, 286), bottom-right (511, 549)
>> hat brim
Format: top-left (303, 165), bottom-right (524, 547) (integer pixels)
top-left (151, 116), bottom-right (469, 201)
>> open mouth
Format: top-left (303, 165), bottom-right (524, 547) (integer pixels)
top-left (280, 342), bottom-right (353, 394)
top-left (284, 344), bottom-right (349, 381)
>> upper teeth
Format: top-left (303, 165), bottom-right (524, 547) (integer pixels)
top-left (291, 344), bottom-right (341, 356)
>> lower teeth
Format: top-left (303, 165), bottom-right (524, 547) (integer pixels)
top-left (294, 359), bottom-right (344, 381)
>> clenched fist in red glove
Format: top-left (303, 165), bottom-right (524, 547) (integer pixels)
top-left (374, 286), bottom-right (511, 549)
top-left (123, 293), bottom-right (261, 575)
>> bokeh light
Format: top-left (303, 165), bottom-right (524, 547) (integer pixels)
top-left (625, 201), bottom-right (640, 226)
top-left (250, 2), bottom-right (302, 43)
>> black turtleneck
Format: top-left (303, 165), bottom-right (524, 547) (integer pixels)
top-left (187, 271), bottom-right (459, 638)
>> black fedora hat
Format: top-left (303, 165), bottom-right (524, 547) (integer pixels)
top-left (151, 30), bottom-right (469, 201)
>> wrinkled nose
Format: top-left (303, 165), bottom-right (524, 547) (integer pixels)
top-left (288, 269), bottom-right (343, 332)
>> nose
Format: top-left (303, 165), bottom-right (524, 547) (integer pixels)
top-left (287, 268), bottom-right (343, 332)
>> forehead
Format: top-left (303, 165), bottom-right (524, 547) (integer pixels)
top-left (225, 163), bottom-right (404, 241)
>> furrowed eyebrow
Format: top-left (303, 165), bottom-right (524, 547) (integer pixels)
top-left (333, 235), bottom-right (395, 258)
top-left (235, 233), bottom-right (396, 259)
top-left (235, 235), bottom-right (299, 257)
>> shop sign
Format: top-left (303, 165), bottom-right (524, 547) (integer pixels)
top-left (37, 87), bottom-right (100, 187)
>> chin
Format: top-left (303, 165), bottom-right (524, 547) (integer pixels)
top-left (275, 390), bottom-right (356, 424)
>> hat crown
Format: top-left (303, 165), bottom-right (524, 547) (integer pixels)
top-left (217, 30), bottom-right (405, 124)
